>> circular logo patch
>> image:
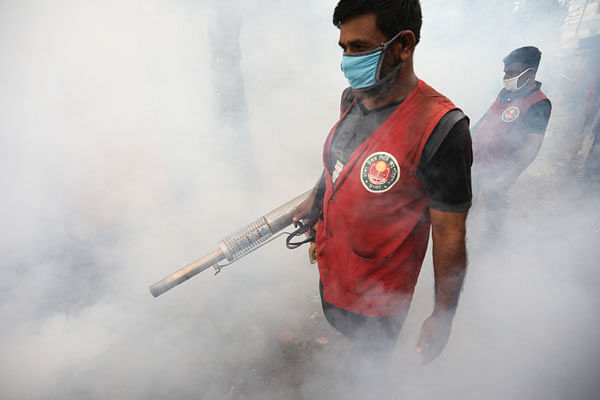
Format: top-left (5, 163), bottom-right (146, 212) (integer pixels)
top-left (502, 106), bottom-right (520, 122)
top-left (360, 152), bottom-right (400, 193)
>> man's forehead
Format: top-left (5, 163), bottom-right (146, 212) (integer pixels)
top-left (338, 13), bottom-right (387, 43)
top-left (504, 62), bottom-right (527, 72)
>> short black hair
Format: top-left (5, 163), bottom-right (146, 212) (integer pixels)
top-left (333, 0), bottom-right (422, 44)
top-left (503, 46), bottom-right (542, 70)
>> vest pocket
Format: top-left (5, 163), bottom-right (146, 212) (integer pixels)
top-left (343, 249), bottom-right (391, 296)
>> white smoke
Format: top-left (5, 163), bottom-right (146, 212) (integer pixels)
top-left (0, 0), bottom-right (598, 399)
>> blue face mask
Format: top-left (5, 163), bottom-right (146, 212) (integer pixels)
top-left (341, 31), bottom-right (403, 91)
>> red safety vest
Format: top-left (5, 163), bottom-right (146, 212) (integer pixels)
top-left (472, 88), bottom-right (548, 177)
top-left (316, 80), bottom-right (457, 317)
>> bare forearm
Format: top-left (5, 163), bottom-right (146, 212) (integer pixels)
top-left (499, 134), bottom-right (543, 183)
top-left (431, 211), bottom-right (468, 319)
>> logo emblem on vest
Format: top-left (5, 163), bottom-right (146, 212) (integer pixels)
top-left (360, 152), bottom-right (400, 193)
top-left (502, 106), bottom-right (520, 122)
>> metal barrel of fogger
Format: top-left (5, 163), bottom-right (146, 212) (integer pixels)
top-left (149, 190), bottom-right (312, 297)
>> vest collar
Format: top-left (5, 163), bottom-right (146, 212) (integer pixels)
top-left (499, 81), bottom-right (542, 104)
top-left (325, 80), bottom-right (425, 194)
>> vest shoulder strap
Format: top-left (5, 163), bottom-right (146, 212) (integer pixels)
top-left (420, 109), bottom-right (468, 165)
top-left (340, 87), bottom-right (355, 114)
top-left (529, 90), bottom-right (549, 108)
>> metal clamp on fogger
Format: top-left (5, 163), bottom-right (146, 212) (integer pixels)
top-left (149, 190), bottom-right (313, 297)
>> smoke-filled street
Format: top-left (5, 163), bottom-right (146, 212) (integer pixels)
top-left (1, 1), bottom-right (599, 399)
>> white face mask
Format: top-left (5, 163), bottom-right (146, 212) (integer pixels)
top-left (503, 67), bottom-right (533, 92)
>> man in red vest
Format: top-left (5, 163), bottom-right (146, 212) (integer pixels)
top-left (471, 46), bottom-right (551, 236)
top-left (294, 0), bottom-right (472, 364)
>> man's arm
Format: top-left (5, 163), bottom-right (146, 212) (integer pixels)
top-left (292, 171), bottom-right (325, 227)
top-left (431, 209), bottom-right (468, 315)
top-left (415, 113), bottom-right (471, 364)
top-left (496, 132), bottom-right (544, 186)
top-left (416, 209), bottom-right (468, 364)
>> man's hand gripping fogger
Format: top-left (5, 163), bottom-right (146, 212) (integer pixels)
top-left (292, 186), bottom-right (320, 263)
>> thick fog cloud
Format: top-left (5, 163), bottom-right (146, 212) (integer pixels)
top-left (1, 0), bottom-right (598, 399)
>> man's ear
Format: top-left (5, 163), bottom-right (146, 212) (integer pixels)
top-left (394, 30), bottom-right (416, 61)
top-left (522, 68), bottom-right (536, 85)
top-left (529, 68), bottom-right (537, 79)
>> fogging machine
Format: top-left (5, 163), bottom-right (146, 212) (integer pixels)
top-left (149, 190), bottom-right (313, 297)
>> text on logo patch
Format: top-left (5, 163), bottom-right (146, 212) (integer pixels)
top-left (360, 152), bottom-right (400, 193)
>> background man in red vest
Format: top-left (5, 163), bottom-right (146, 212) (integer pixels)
top-left (472, 46), bottom-right (551, 236)
top-left (294, 0), bottom-right (472, 365)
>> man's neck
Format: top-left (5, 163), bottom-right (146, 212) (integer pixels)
top-left (520, 79), bottom-right (537, 94)
top-left (359, 68), bottom-right (418, 110)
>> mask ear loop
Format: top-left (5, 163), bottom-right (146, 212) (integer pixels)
top-left (374, 31), bottom-right (404, 84)
top-left (515, 67), bottom-right (533, 90)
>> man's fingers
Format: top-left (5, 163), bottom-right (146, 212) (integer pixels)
top-left (417, 342), bottom-right (437, 365)
top-left (420, 350), bottom-right (436, 365)
top-left (293, 209), bottom-right (306, 227)
top-left (420, 341), bottom-right (444, 365)
top-left (415, 328), bottom-right (429, 354)
top-left (416, 315), bottom-right (452, 364)
top-left (416, 334), bottom-right (438, 364)
top-left (292, 212), bottom-right (302, 227)
top-left (417, 330), bottom-right (449, 364)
